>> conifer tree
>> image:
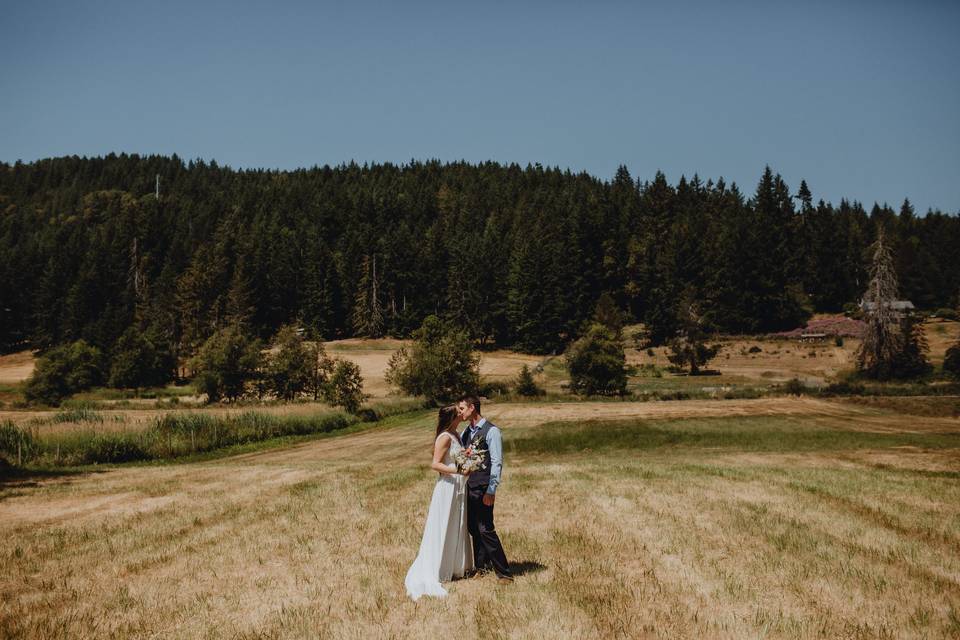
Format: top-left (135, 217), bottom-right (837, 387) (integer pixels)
top-left (592, 292), bottom-right (624, 337)
top-left (857, 230), bottom-right (903, 379)
top-left (224, 257), bottom-right (256, 329)
top-left (565, 323), bottom-right (628, 396)
top-left (666, 294), bottom-right (721, 375)
top-left (301, 236), bottom-right (338, 339)
top-left (944, 319), bottom-right (960, 378)
top-left (892, 315), bottom-right (932, 378)
top-left (514, 364), bottom-right (544, 397)
top-left (2, 155), bottom-right (960, 361)
top-left (352, 254), bottom-right (384, 338)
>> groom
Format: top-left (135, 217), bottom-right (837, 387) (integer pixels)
top-left (457, 395), bottom-right (513, 584)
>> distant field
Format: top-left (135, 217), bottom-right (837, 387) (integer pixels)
top-left (1, 320), bottom-right (956, 400)
top-left (1, 397), bottom-right (958, 639)
top-left (325, 338), bottom-right (545, 398)
top-left (0, 350), bottom-right (33, 384)
top-left (1, 320), bottom-right (957, 442)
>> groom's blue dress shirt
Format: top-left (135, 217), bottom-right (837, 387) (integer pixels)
top-left (468, 417), bottom-right (503, 496)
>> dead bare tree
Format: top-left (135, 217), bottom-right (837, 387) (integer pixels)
top-left (856, 229), bottom-right (902, 379)
top-left (352, 254), bottom-right (384, 338)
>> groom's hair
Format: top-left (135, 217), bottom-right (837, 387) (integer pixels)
top-left (459, 394), bottom-right (481, 416)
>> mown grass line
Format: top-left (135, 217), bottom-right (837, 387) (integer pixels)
top-left (506, 415), bottom-right (960, 456)
top-left (0, 407), bottom-right (433, 476)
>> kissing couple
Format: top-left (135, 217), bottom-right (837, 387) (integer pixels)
top-left (404, 395), bottom-right (513, 600)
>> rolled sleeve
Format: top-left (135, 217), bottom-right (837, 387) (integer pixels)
top-left (486, 426), bottom-right (503, 495)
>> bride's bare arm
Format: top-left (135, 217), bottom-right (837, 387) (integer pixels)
top-left (430, 435), bottom-right (458, 475)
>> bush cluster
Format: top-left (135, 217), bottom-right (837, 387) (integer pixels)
top-left (24, 341), bottom-right (106, 406)
top-left (190, 324), bottom-right (366, 412)
top-left (565, 323), bottom-right (627, 396)
top-left (385, 315), bottom-right (480, 404)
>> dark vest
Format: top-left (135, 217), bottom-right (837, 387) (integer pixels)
top-left (461, 420), bottom-right (494, 489)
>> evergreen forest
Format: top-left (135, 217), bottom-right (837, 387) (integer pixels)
top-left (1, 154), bottom-right (957, 359)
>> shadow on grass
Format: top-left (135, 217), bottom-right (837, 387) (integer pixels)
top-left (0, 462), bottom-right (100, 495)
top-left (506, 416), bottom-right (960, 456)
top-left (510, 560), bottom-right (547, 577)
top-left (864, 463), bottom-right (960, 480)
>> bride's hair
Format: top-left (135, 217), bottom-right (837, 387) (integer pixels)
top-left (434, 405), bottom-right (459, 445)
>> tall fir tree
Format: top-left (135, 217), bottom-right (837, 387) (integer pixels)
top-left (352, 254), bottom-right (385, 338)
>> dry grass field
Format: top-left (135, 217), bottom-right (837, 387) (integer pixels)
top-left (326, 338), bottom-right (545, 398)
top-left (0, 351), bottom-right (34, 385)
top-left (2, 396), bottom-right (959, 639)
top-left (0, 319), bottom-right (956, 414)
top-left (0, 340), bottom-right (543, 437)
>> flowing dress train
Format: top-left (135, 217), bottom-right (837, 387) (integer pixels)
top-left (404, 432), bottom-right (474, 600)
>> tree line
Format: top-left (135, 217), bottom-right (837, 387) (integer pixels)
top-left (1, 154), bottom-right (958, 369)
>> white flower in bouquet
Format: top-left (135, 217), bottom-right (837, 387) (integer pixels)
top-left (454, 435), bottom-right (487, 473)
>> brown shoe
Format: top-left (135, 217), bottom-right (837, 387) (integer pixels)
top-left (497, 577), bottom-right (514, 585)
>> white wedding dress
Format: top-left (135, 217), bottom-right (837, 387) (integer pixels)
top-left (404, 432), bottom-right (474, 600)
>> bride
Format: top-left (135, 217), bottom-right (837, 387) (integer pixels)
top-left (404, 405), bottom-right (474, 600)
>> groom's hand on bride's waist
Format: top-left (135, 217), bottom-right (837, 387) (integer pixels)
top-left (482, 493), bottom-right (495, 506)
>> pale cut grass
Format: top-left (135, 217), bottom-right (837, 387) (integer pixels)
top-left (1, 398), bottom-right (959, 639)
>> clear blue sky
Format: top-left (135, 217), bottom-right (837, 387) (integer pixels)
top-left (2, 1), bottom-right (958, 213)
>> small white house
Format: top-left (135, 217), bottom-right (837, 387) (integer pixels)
top-left (859, 300), bottom-right (915, 316)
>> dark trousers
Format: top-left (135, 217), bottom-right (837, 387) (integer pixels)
top-left (467, 485), bottom-right (512, 578)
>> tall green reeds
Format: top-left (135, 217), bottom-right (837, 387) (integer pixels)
top-left (0, 410), bottom-right (358, 468)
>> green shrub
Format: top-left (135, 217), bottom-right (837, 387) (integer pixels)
top-left (565, 323), bottom-right (628, 396)
top-left (306, 342), bottom-right (335, 401)
top-left (514, 365), bottom-right (545, 397)
top-left (190, 325), bottom-right (263, 403)
top-left (265, 325), bottom-right (315, 401)
top-left (479, 380), bottom-right (512, 397)
top-left (385, 315), bottom-right (480, 404)
top-left (24, 340), bottom-right (105, 406)
top-left (668, 336), bottom-right (721, 376)
top-left (326, 359), bottom-right (366, 413)
top-left (783, 378), bottom-right (805, 396)
top-left (636, 363), bottom-right (663, 378)
top-left (652, 390), bottom-right (691, 401)
top-left (821, 381), bottom-right (866, 396)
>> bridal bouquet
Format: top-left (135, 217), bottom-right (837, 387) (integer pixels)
top-left (455, 435), bottom-right (487, 473)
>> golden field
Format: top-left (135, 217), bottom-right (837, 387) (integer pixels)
top-left (2, 395), bottom-right (959, 639)
top-left (1, 319), bottom-right (959, 638)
